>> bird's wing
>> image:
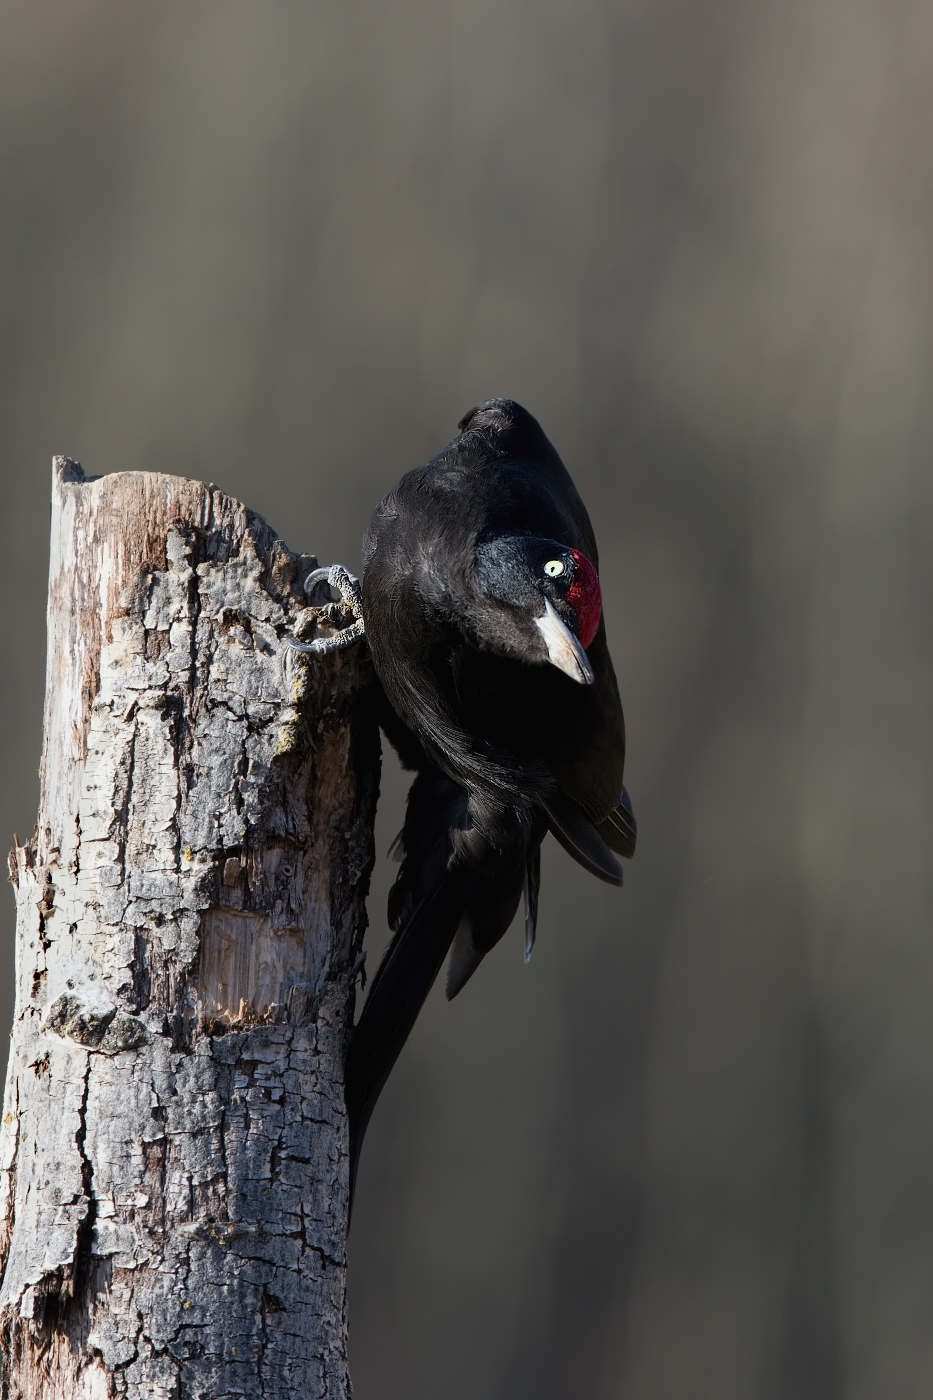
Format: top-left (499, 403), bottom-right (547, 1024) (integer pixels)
top-left (545, 626), bottom-right (627, 819)
top-left (540, 789), bottom-right (625, 884)
top-left (597, 785), bottom-right (637, 860)
top-left (539, 627), bottom-right (636, 871)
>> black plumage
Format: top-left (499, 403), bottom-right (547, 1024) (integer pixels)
top-left (345, 398), bottom-right (635, 1208)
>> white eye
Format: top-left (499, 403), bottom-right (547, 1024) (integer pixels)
top-left (544, 559), bottom-right (565, 578)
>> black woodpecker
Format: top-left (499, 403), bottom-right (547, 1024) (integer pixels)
top-left (293, 398), bottom-right (635, 1213)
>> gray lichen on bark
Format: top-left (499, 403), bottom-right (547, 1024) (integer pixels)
top-left (0, 461), bottom-right (378, 1398)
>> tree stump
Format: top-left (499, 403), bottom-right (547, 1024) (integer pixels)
top-left (0, 461), bottom-right (379, 1399)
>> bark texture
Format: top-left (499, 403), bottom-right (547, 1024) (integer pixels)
top-left (0, 461), bottom-right (378, 1398)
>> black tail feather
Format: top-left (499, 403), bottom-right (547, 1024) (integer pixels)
top-left (345, 873), bottom-right (465, 1214)
top-left (345, 770), bottom-right (470, 1217)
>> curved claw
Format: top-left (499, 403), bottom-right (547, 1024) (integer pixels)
top-left (285, 618), bottom-right (365, 655)
top-left (303, 564), bottom-right (363, 613)
top-left (284, 563), bottom-right (366, 656)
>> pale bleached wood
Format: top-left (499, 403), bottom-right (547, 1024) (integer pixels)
top-left (0, 460), bottom-right (378, 1398)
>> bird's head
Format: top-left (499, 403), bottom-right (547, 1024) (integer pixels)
top-left (470, 534), bottom-right (602, 685)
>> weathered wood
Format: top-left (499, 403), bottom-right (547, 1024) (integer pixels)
top-left (0, 461), bottom-right (379, 1398)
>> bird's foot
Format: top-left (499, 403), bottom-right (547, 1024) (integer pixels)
top-left (285, 564), bottom-right (365, 655)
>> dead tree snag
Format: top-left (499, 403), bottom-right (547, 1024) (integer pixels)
top-left (0, 460), bottom-right (378, 1399)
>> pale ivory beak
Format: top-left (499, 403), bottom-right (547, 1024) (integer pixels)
top-left (534, 597), bottom-right (594, 684)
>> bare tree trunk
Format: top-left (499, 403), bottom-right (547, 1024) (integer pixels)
top-left (0, 460), bottom-right (378, 1399)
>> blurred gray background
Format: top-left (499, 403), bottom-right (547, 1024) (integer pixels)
top-left (3, 1), bottom-right (933, 1395)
